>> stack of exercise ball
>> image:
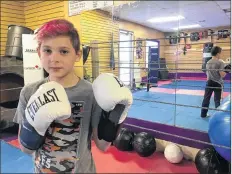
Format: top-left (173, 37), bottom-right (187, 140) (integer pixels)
top-left (195, 95), bottom-right (231, 174)
top-left (195, 147), bottom-right (230, 174)
top-left (114, 128), bottom-right (135, 151)
top-left (114, 128), bottom-right (185, 163)
top-left (164, 143), bottom-right (184, 164)
top-left (114, 128), bottom-right (156, 157)
top-left (132, 132), bottom-right (156, 157)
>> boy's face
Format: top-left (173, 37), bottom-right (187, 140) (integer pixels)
top-left (38, 35), bottom-right (81, 79)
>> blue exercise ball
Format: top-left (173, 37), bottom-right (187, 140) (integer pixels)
top-left (208, 96), bottom-right (231, 162)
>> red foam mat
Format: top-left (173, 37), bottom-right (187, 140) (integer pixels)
top-left (7, 139), bottom-right (198, 173)
top-left (92, 142), bottom-right (198, 173)
top-left (8, 139), bottom-right (20, 148)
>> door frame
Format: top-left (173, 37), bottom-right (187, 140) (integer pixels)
top-left (146, 39), bottom-right (160, 68)
top-left (146, 39), bottom-right (160, 88)
top-left (119, 29), bottom-right (134, 87)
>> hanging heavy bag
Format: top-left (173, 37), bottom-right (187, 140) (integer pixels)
top-left (217, 30), bottom-right (224, 40)
top-left (194, 32), bottom-right (200, 41)
top-left (202, 42), bottom-right (214, 72)
top-left (82, 45), bottom-right (91, 65)
top-left (203, 30), bottom-right (208, 39)
top-left (190, 33), bottom-right (195, 41)
top-left (198, 32), bottom-right (203, 40)
top-left (222, 30), bottom-right (229, 38)
top-left (169, 36), bottom-right (177, 44)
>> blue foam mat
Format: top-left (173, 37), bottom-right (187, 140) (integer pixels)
top-left (129, 90), bottom-right (228, 132)
top-left (1, 140), bottom-right (34, 173)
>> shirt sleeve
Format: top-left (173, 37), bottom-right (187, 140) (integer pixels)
top-left (13, 86), bottom-right (28, 125)
top-left (219, 61), bottom-right (225, 71)
top-left (91, 94), bottom-right (103, 129)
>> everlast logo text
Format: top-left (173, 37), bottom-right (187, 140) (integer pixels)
top-left (27, 88), bottom-right (60, 120)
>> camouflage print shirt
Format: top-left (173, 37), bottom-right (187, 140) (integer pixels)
top-left (13, 78), bottom-right (103, 173)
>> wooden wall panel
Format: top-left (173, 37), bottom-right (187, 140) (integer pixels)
top-left (0, 1), bottom-right (25, 56)
top-left (164, 27), bottom-right (231, 73)
top-left (24, 1), bottom-right (65, 30)
top-left (80, 10), bottom-right (119, 79)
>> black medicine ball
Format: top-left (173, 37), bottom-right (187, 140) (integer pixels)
top-left (114, 128), bottom-right (134, 151)
top-left (132, 132), bottom-right (156, 157)
top-left (195, 147), bottom-right (230, 174)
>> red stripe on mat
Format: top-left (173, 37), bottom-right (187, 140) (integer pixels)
top-left (8, 139), bottom-right (20, 148)
top-left (7, 139), bottom-right (198, 173)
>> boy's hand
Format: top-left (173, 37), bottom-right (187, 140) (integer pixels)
top-left (92, 73), bottom-right (133, 142)
top-left (19, 81), bottom-right (71, 150)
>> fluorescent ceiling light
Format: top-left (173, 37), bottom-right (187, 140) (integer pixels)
top-left (172, 24), bottom-right (201, 30)
top-left (147, 15), bottom-right (185, 23)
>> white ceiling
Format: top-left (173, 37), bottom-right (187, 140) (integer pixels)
top-left (102, 1), bottom-right (231, 32)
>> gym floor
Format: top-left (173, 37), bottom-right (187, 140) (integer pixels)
top-left (1, 137), bottom-right (198, 173)
top-left (129, 79), bottom-right (231, 132)
top-left (1, 79), bottom-right (230, 173)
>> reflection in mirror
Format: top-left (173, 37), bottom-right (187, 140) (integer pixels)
top-left (108, 1), bottom-right (230, 133)
top-left (173, 1), bottom-right (231, 132)
top-left (81, 1), bottom-right (230, 133)
top-left (103, 1), bottom-right (181, 127)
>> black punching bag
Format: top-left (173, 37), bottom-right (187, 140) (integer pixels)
top-left (132, 132), bottom-right (156, 157)
top-left (195, 147), bottom-right (230, 174)
top-left (202, 42), bottom-right (213, 72)
top-left (114, 128), bottom-right (134, 151)
top-left (82, 45), bottom-right (90, 65)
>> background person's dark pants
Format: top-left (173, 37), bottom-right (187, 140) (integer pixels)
top-left (201, 80), bottom-right (222, 117)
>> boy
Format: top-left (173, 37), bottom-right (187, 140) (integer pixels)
top-left (13, 19), bottom-right (132, 173)
top-left (200, 46), bottom-right (227, 118)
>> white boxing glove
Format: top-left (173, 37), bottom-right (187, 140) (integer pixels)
top-left (19, 81), bottom-right (71, 150)
top-left (92, 73), bottom-right (133, 124)
top-left (25, 81), bottom-right (71, 135)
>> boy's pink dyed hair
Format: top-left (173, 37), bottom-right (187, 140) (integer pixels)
top-left (36, 19), bottom-right (80, 53)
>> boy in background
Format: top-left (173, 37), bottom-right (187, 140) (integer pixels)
top-left (201, 46), bottom-right (227, 118)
